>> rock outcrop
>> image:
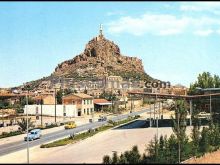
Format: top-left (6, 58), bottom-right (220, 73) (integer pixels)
top-left (53, 29), bottom-right (152, 81)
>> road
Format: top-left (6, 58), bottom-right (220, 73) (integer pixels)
top-left (0, 108), bottom-right (151, 156)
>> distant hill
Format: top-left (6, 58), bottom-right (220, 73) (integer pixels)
top-left (18, 26), bottom-right (158, 90)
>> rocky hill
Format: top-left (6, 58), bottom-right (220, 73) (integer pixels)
top-left (18, 27), bottom-right (157, 90)
top-left (53, 28), bottom-right (154, 82)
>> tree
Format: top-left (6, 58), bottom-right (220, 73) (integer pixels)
top-left (158, 135), bottom-right (166, 163)
top-left (17, 118), bottom-right (34, 132)
top-left (171, 100), bottom-right (188, 162)
top-left (118, 153), bottom-right (128, 164)
top-left (191, 103), bottom-right (201, 156)
top-left (112, 152), bottom-right (119, 164)
top-left (20, 97), bottom-right (35, 106)
top-left (167, 134), bottom-right (178, 164)
top-left (188, 72), bottom-right (220, 95)
top-left (103, 155), bottom-right (112, 164)
top-left (146, 135), bottom-right (159, 163)
top-left (199, 127), bottom-right (210, 153)
top-left (127, 146), bottom-right (141, 164)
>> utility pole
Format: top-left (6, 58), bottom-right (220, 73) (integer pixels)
top-left (150, 103), bottom-right (152, 127)
top-left (41, 95), bottom-right (43, 126)
top-left (210, 94), bottom-right (212, 122)
top-left (54, 87), bottom-right (57, 123)
top-left (26, 90), bottom-right (29, 164)
top-left (154, 99), bottom-right (156, 126)
top-left (177, 106), bottom-right (181, 164)
top-left (131, 96), bottom-right (132, 113)
top-left (156, 116), bottom-right (159, 141)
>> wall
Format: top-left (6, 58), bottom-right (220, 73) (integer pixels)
top-left (24, 104), bottom-right (77, 117)
top-left (119, 99), bottom-right (143, 109)
top-left (81, 99), bottom-right (94, 115)
top-left (43, 96), bottom-right (55, 105)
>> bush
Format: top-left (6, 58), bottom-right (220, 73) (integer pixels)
top-left (0, 130), bottom-right (22, 139)
top-left (108, 120), bottom-right (116, 126)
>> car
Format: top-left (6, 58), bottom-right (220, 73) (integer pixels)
top-left (64, 121), bottom-right (77, 129)
top-left (24, 129), bottom-right (41, 141)
top-left (197, 112), bottom-right (211, 119)
top-left (98, 116), bottom-right (107, 122)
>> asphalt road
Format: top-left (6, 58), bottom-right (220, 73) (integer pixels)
top-left (0, 108), bottom-right (151, 156)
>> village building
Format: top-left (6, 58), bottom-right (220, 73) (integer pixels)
top-left (93, 99), bottom-right (112, 112)
top-left (62, 93), bottom-right (94, 116)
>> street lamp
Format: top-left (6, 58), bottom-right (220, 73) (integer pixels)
top-left (177, 106), bottom-right (181, 164)
top-left (25, 87), bottom-right (30, 164)
top-left (54, 87), bottom-right (58, 123)
top-left (41, 95), bottom-right (43, 127)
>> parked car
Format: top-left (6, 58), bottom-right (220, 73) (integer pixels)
top-left (198, 112), bottom-right (211, 119)
top-left (64, 121), bottom-right (77, 129)
top-left (24, 129), bottom-right (41, 141)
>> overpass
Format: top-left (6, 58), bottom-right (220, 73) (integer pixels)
top-left (128, 91), bottom-right (220, 100)
top-left (128, 92), bottom-right (220, 126)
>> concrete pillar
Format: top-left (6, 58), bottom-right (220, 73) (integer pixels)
top-left (190, 100), bottom-right (193, 126)
top-left (159, 101), bottom-right (161, 119)
top-left (154, 102), bottom-right (156, 125)
top-left (150, 104), bottom-right (152, 127)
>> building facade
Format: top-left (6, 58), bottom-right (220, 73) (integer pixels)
top-left (62, 93), bottom-right (94, 116)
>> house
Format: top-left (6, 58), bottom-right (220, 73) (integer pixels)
top-left (62, 93), bottom-right (94, 116)
top-left (87, 89), bottom-right (103, 98)
top-left (94, 99), bottom-right (112, 112)
top-left (33, 94), bottom-right (55, 105)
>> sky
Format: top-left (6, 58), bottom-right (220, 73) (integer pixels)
top-left (1, 2), bottom-right (220, 88)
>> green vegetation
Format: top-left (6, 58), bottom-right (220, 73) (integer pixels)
top-left (56, 88), bottom-right (74, 104)
top-left (188, 71), bottom-right (220, 124)
top-left (40, 115), bottom-right (140, 148)
top-left (0, 131), bottom-right (23, 139)
top-left (188, 72), bottom-right (220, 95)
top-left (17, 118), bottom-right (34, 132)
top-left (103, 100), bottom-right (220, 164)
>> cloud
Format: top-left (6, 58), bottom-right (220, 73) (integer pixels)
top-left (217, 29), bottom-right (220, 35)
top-left (180, 2), bottom-right (220, 14)
top-left (107, 13), bottom-right (220, 36)
top-left (107, 14), bottom-right (190, 36)
top-left (194, 29), bottom-right (214, 36)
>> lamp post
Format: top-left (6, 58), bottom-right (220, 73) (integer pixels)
top-left (210, 94), bottom-right (212, 121)
top-left (54, 87), bottom-right (58, 123)
top-left (150, 103), bottom-right (152, 127)
top-left (26, 89), bottom-right (29, 164)
top-left (177, 106), bottom-right (180, 164)
top-left (41, 95), bottom-right (43, 127)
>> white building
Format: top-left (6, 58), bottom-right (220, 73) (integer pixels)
top-left (24, 104), bottom-right (77, 117)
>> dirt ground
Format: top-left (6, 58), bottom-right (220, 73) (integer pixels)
top-left (183, 150), bottom-right (220, 164)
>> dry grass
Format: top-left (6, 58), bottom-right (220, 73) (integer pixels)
top-left (184, 149), bottom-right (220, 164)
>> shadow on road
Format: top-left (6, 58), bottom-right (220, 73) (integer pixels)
top-left (113, 120), bottom-right (149, 130)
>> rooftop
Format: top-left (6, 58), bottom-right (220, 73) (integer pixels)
top-left (63, 93), bottom-right (93, 99)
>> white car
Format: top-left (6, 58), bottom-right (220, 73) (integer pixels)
top-left (197, 112), bottom-right (211, 119)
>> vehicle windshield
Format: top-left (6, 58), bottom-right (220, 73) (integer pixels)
top-left (30, 132), bottom-right (35, 134)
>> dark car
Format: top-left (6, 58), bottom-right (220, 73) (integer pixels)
top-left (98, 116), bottom-right (107, 122)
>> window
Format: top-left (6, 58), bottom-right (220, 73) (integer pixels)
top-left (84, 109), bottom-right (86, 114)
top-left (87, 108), bottom-right (89, 115)
top-left (87, 100), bottom-right (89, 105)
top-left (84, 100), bottom-right (86, 105)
